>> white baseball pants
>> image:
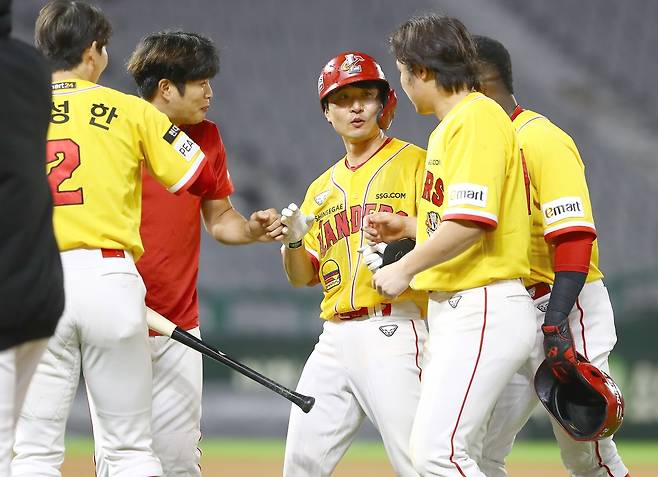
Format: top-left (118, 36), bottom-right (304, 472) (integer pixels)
top-left (94, 327), bottom-right (203, 477)
top-left (410, 279), bottom-right (536, 477)
top-left (0, 339), bottom-right (48, 477)
top-left (284, 311), bottom-right (427, 477)
top-left (477, 280), bottom-right (629, 477)
top-left (12, 249), bottom-right (162, 477)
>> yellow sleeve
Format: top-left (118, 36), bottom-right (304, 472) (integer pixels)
top-left (523, 123), bottom-right (597, 241)
top-left (442, 107), bottom-right (508, 228)
top-left (138, 101), bottom-right (206, 193)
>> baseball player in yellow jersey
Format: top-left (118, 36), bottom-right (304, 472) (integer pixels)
top-left (472, 35), bottom-right (630, 477)
top-left (279, 51), bottom-right (428, 476)
top-left (12, 3), bottom-right (213, 476)
top-left (86, 31), bottom-right (282, 477)
top-left (365, 14), bottom-right (537, 476)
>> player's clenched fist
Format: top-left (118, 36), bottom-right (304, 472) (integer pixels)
top-left (362, 212), bottom-right (416, 244)
top-left (248, 208), bottom-right (284, 242)
top-left (281, 203), bottom-right (315, 248)
top-left (372, 260), bottom-right (413, 299)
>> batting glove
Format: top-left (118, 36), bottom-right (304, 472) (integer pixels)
top-left (542, 317), bottom-right (578, 383)
top-left (281, 203), bottom-right (314, 248)
top-left (357, 243), bottom-right (387, 273)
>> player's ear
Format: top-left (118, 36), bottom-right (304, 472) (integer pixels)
top-left (323, 105), bottom-right (332, 125)
top-left (158, 79), bottom-right (172, 100)
top-left (415, 65), bottom-right (432, 81)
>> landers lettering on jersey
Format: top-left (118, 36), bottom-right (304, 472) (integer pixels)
top-left (317, 202), bottom-right (407, 257)
top-left (542, 197), bottom-right (584, 225)
top-left (447, 183), bottom-right (488, 208)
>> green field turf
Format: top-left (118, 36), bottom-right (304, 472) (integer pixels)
top-left (64, 438), bottom-right (658, 464)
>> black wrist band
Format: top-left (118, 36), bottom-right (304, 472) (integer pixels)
top-left (287, 240), bottom-right (303, 249)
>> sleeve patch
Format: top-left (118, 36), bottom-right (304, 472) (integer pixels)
top-left (163, 124), bottom-right (181, 144)
top-left (173, 132), bottom-right (202, 162)
top-left (542, 197), bottom-right (585, 225)
top-left (447, 183), bottom-right (488, 208)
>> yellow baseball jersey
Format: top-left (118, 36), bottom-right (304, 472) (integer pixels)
top-left (413, 92), bottom-right (531, 292)
top-left (512, 108), bottom-right (602, 284)
top-left (47, 79), bottom-right (205, 260)
top-left (300, 138), bottom-right (427, 320)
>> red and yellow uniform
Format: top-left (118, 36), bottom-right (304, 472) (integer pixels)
top-left (511, 107), bottom-right (602, 285)
top-left (47, 79), bottom-right (206, 259)
top-left (300, 138), bottom-right (427, 319)
top-left (138, 120), bottom-right (233, 333)
top-left (413, 92), bottom-right (531, 292)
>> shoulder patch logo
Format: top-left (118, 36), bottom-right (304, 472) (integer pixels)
top-left (448, 295), bottom-right (462, 308)
top-left (315, 190), bottom-right (331, 206)
top-left (542, 197), bottom-right (585, 225)
top-left (447, 183), bottom-right (488, 208)
top-left (379, 324), bottom-right (398, 337)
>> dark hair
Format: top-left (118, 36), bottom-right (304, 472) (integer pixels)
top-left (473, 35), bottom-right (514, 94)
top-left (127, 31), bottom-right (219, 100)
top-left (322, 80), bottom-right (389, 111)
top-left (390, 14), bottom-right (479, 93)
top-left (35, 0), bottom-right (112, 71)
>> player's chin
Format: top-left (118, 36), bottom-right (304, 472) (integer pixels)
top-left (188, 110), bottom-right (208, 125)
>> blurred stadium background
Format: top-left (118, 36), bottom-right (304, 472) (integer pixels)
top-left (12, 0), bottom-right (658, 453)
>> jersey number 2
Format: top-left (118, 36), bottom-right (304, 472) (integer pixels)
top-left (46, 139), bottom-right (83, 206)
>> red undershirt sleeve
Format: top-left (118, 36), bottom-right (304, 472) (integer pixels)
top-left (552, 231), bottom-right (595, 274)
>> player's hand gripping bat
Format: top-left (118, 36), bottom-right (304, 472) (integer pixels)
top-left (146, 307), bottom-right (315, 413)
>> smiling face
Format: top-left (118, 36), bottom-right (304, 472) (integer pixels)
top-left (323, 84), bottom-right (382, 143)
top-left (165, 78), bottom-right (213, 125)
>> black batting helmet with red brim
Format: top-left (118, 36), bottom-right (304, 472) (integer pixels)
top-left (534, 353), bottom-right (624, 441)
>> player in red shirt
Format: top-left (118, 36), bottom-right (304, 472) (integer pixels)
top-left (91, 31), bottom-right (283, 476)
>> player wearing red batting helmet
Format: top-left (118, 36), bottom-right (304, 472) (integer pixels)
top-left (317, 51), bottom-right (398, 130)
top-left (279, 51), bottom-right (428, 476)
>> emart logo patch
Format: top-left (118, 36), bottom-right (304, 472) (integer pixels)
top-left (542, 197), bottom-right (584, 225)
top-left (447, 183), bottom-right (488, 208)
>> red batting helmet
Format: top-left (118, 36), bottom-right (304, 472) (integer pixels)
top-left (534, 353), bottom-right (624, 441)
top-left (317, 51), bottom-right (397, 130)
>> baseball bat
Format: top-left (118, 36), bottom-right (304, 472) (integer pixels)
top-left (146, 307), bottom-right (315, 413)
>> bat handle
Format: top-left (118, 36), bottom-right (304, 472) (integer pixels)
top-left (294, 393), bottom-right (315, 413)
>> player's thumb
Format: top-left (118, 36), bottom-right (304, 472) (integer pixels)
top-left (253, 210), bottom-right (270, 223)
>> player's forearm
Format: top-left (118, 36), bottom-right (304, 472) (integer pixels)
top-left (401, 215), bottom-right (417, 239)
top-left (398, 220), bottom-right (483, 276)
top-left (282, 247), bottom-right (316, 287)
top-left (206, 208), bottom-right (256, 245)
